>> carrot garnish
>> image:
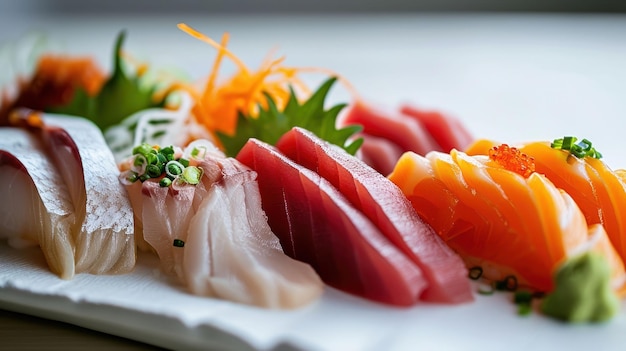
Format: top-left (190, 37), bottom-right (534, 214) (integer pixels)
top-left (176, 23), bottom-right (354, 141)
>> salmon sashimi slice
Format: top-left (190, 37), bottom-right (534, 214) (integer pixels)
top-left (122, 140), bottom-right (323, 308)
top-left (183, 165), bottom-right (323, 309)
top-left (389, 149), bottom-right (626, 293)
top-left (0, 128), bottom-right (75, 278)
top-left (237, 138), bottom-right (427, 306)
top-left (12, 110), bottom-right (135, 275)
top-left (276, 127), bottom-right (473, 303)
top-left (467, 139), bottom-right (626, 265)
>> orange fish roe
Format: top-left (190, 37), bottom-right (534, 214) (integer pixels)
top-left (489, 144), bottom-right (536, 178)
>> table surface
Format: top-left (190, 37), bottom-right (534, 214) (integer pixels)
top-left (1, 12), bottom-right (626, 350)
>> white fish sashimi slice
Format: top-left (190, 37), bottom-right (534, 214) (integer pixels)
top-left (39, 114), bottom-right (135, 274)
top-left (183, 165), bottom-right (324, 309)
top-left (0, 128), bottom-right (75, 278)
top-left (139, 180), bottom-right (203, 277)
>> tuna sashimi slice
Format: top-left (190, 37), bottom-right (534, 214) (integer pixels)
top-left (357, 134), bottom-right (405, 177)
top-left (183, 166), bottom-right (323, 309)
top-left (342, 102), bottom-right (440, 156)
top-left (400, 105), bottom-right (474, 153)
top-left (237, 138), bottom-right (426, 306)
top-left (0, 128), bottom-right (75, 278)
top-left (123, 141), bottom-right (323, 308)
top-left (277, 127), bottom-right (473, 303)
top-left (13, 110), bottom-right (135, 275)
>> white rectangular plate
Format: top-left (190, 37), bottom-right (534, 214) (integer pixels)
top-left (1, 242), bottom-right (624, 351)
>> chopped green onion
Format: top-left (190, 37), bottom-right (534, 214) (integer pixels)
top-left (495, 275), bottom-right (518, 291)
top-left (146, 152), bottom-right (158, 165)
top-left (126, 172), bottom-right (138, 183)
top-left (517, 303), bottom-right (532, 316)
top-left (132, 143), bottom-right (152, 156)
top-left (468, 267), bottom-right (483, 280)
top-left (133, 154), bottom-right (146, 166)
top-left (160, 146), bottom-right (175, 160)
top-left (551, 136), bottom-right (602, 159)
top-left (562, 136), bottom-right (576, 150)
top-left (159, 178), bottom-right (172, 187)
top-left (157, 153), bottom-right (167, 164)
top-left (191, 146), bottom-right (206, 158)
top-left (173, 239), bottom-right (185, 247)
top-left (478, 283), bottom-right (495, 295)
top-left (166, 161), bottom-right (184, 177)
top-left (513, 291), bottom-right (535, 316)
top-left (181, 166), bottom-right (202, 185)
top-left (514, 291), bottom-right (533, 304)
top-left (128, 143), bottom-right (205, 186)
top-left (146, 164), bottom-right (161, 178)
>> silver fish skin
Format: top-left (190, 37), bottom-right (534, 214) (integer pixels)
top-left (41, 115), bottom-right (135, 275)
top-left (0, 127), bottom-right (76, 279)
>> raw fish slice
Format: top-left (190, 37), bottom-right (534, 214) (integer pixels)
top-left (342, 102), bottom-right (440, 153)
top-left (342, 102), bottom-right (440, 157)
top-left (400, 105), bottom-right (474, 153)
top-left (467, 140), bottom-right (626, 264)
top-left (237, 138), bottom-right (426, 306)
top-left (357, 134), bottom-right (404, 176)
top-left (183, 167), bottom-right (323, 308)
top-left (122, 141), bottom-right (225, 278)
top-left (139, 181), bottom-right (200, 277)
top-left (277, 127), bottom-right (472, 303)
top-left (123, 181), bottom-right (150, 251)
top-left (13, 110), bottom-right (135, 274)
top-left (0, 128), bottom-right (75, 278)
top-left (389, 150), bottom-right (626, 293)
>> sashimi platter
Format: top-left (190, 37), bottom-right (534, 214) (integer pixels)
top-left (1, 21), bottom-right (626, 350)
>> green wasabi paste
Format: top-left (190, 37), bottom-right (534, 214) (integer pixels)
top-left (541, 252), bottom-right (620, 323)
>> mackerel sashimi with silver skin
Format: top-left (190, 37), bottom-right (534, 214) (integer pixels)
top-left (13, 110), bottom-right (136, 275)
top-left (121, 140), bottom-right (324, 309)
top-left (0, 128), bottom-right (76, 279)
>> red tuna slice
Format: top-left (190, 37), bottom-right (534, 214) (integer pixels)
top-left (341, 101), bottom-right (441, 156)
top-left (276, 127), bottom-right (473, 304)
top-left (357, 134), bottom-right (405, 176)
top-left (237, 138), bottom-right (427, 306)
top-left (400, 105), bottom-right (474, 152)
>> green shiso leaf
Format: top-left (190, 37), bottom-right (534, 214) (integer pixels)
top-left (217, 77), bottom-right (363, 157)
top-left (48, 31), bottom-right (168, 131)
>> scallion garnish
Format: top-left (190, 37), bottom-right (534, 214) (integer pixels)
top-left (514, 291), bottom-right (533, 304)
top-left (181, 166), bottom-right (202, 185)
top-left (551, 136), bottom-right (602, 159)
top-left (173, 239), bottom-right (185, 247)
top-left (468, 267), bottom-right (483, 280)
top-left (477, 283), bottom-right (495, 296)
top-left (159, 178), bottom-right (172, 187)
top-left (125, 143), bottom-right (204, 188)
top-left (165, 160), bottom-right (184, 178)
top-left (514, 291), bottom-right (535, 316)
top-left (495, 275), bottom-right (518, 291)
